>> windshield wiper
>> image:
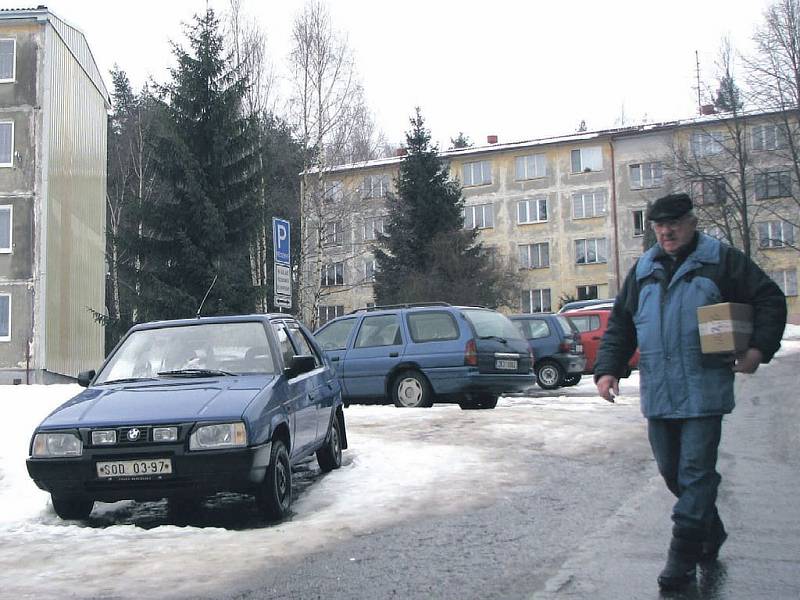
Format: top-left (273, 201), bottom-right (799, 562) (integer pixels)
top-left (157, 368), bottom-right (236, 378)
top-left (478, 335), bottom-right (507, 343)
top-left (96, 377), bottom-right (158, 386)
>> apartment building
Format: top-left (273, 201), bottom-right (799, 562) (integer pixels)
top-left (302, 111), bottom-right (800, 326)
top-left (0, 8), bottom-right (109, 384)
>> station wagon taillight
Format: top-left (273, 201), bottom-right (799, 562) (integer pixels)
top-left (465, 339), bottom-right (478, 366)
top-left (559, 339), bottom-right (572, 353)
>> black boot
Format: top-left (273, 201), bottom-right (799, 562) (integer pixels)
top-left (700, 514), bottom-right (727, 562)
top-left (658, 537), bottom-right (701, 591)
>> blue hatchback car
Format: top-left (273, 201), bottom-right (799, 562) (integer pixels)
top-left (26, 314), bottom-right (346, 521)
top-left (314, 304), bottom-right (536, 409)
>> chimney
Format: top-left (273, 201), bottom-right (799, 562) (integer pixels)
top-left (395, 147), bottom-right (408, 157)
top-left (487, 135), bottom-right (498, 144)
top-left (700, 104), bottom-right (716, 116)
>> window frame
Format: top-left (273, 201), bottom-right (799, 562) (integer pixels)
top-left (462, 160), bottom-right (492, 187)
top-left (323, 220), bottom-right (343, 246)
top-left (521, 289), bottom-right (552, 313)
top-left (320, 262), bottom-right (345, 287)
top-left (0, 120), bottom-right (14, 167)
top-left (0, 204), bottom-right (11, 253)
top-left (767, 269), bottom-right (798, 296)
top-left (514, 153), bottom-right (547, 180)
top-left (0, 292), bottom-right (10, 342)
top-left (632, 209), bottom-right (645, 237)
top-left (364, 258), bottom-right (376, 282)
top-left (754, 170), bottom-right (792, 200)
top-left (361, 174), bottom-right (390, 199)
top-left (571, 190), bottom-right (607, 219)
top-left (570, 147), bottom-right (603, 173)
top-left (0, 38), bottom-right (15, 83)
top-left (323, 180), bottom-right (344, 202)
top-left (517, 196), bottom-right (548, 224)
top-left (575, 237), bottom-right (608, 265)
top-left (577, 284), bottom-right (599, 301)
top-left (363, 216), bottom-right (385, 241)
top-left (752, 123), bottom-right (788, 151)
top-left (629, 161), bottom-right (663, 189)
top-left (317, 305), bottom-right (345, 326)
top-left (518, 242), bottom-right (550, 269)
top-left (757, 220), bottom-right (795, 248)
top-left (463, 203), bottom-right (494, 230)
top-left (691, 177), bottom-right (727, 205)
top-left (690, 131), bottom-right (725, 157)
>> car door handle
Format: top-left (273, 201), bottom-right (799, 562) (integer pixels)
top-left (389, 352), bottom-right (399, 357)
top-left (331, 356), bottom-right (340, 361)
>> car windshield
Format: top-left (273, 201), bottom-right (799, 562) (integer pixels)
top-left (462, 309), bottom-right (523, 340)
top-left (95, 321), bottom-right (276, 384)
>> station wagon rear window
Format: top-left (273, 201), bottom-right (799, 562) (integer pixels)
top-left (96, 321), bottom-right (275, 383)
top-left (406, 311), bottom-right (459, 343)
top-left (462, 309), bottom-right (523, 340)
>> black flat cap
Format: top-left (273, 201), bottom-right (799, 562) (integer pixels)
top-left (647, 193), bottom-right (693, 222)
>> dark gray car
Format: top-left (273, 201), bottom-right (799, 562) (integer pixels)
top-left (509, 313), bottom-right (586, 389)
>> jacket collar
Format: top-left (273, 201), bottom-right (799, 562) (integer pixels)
top-left (635, 233), bottom-right (721, 282)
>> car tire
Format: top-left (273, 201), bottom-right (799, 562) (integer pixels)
top-left (316, 412), bottom-right (343, 473)
top-left (392, 370), bottom-right (433, 408)
top-left (257, 440), bottom-right (292, 521)
top-left (536, 361), bottom-right (565, 390)
top-left (563, 374), bottom-right (581, 386)
top-left (51, 494), bottom-right (93, 520)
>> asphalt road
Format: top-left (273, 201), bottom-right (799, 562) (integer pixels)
top-left (225, 351), bottom-right (799, 600)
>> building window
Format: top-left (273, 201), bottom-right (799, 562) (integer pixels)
top-left (0, 293), bottom-right (9, 341)
top-left (518, 242), bottom-right (549, 269)
top-left (690, 131), bottom-right (725, 156)
top-left (364, 259), bottom-right (376, 282)
top-left (361, 174), bottom-right (390, 199)
top-left (363, 216), bottom-right (385, 241)
top-left (0, 205), bottom-right (10, 252)
top-left (570, 147), bottom-right (603, 173)
top-left (633, 209), bottom-right (645, 237)
top-left (577, 285), bottom-right (598, 300)
top-left (462, 160), bottom-right (492, 186)
top-left (575, 238), bottom-right (607, 264)
top-left (701, 225), bottom-right (726, 242)
top-left (0, 121), bottom-right (13, 167)
top-left (629, 162), bottom-right (663, 189)
top-left (517, 197), bottom-right (548, 224)
top-left (692, 178), bottom-right (727, 205)
top-left (758, 220), bottom-right (795, 248)
top-left (0, 39), bottom-right (14, 82)
top-left (463, 203), bottom-right (494, 229)
top-left (767, 269), bottom-right (798, 296)
top-left (317, 305), bottom-right (345, 326)
top-left (572, 190), bottom-right (607, 219)
top-left (515, 153), bottom-right (547, 180)
top-left (320, 262), bottom-right (344, 286)
top-left (755, 171), bottom-right (792, 200)
top-left (521, 289), bottom-right (551, 313)
top-left (752, 123), bottom-right (788, 151)
top-left (323, 221), bottom-right (343, 245)
top-left (323, 180), bottom-right (343, 202)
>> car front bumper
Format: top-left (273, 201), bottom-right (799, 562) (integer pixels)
top-left (26, 442), bottom-right (272, 502)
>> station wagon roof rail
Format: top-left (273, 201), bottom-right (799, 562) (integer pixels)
top-left (350, 302), bottom-right (453, 313)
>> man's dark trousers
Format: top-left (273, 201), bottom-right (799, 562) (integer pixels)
top-left (648, 416), bottom-right (723, 541)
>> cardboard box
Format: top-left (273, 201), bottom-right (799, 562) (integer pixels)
top-left (697, 302), bottom-right (753, 354)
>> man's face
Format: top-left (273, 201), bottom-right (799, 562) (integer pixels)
top-left (651, 214), bottom-right (696, 255)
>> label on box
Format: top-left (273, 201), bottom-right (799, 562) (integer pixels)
top-left (698, 319), bottom-right (753, 336)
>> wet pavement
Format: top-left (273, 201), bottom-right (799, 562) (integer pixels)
top-left (533, 351), bottom-right (800, 599)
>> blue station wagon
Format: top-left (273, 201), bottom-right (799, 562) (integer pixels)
top-left (314, 304), bottom-right (536, 409)
top-left (26, 315), bottom-right (347, 521)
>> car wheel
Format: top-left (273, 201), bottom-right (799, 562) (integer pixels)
top-left (458, 393), bottom-right (498, 410)
top-left (563, 374), bottom-right (581, 386)
top-left (256, 440), bottom-right (292, 521)
top-left (536, 361), bottom-right (565, 390)
top-left (51, 494), bottom-right (93, 520)
top-left (316, 413), bottom-right (343, 473)
top-left (392, 370), bottom-right (433, 408)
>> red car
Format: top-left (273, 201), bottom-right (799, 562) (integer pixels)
top-left (561, 309), bottom-right (640, 374)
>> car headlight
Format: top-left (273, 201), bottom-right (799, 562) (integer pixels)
top-left (189, 422), bottom-right (247, 450)
top-left (32, 432), bottom-right (83, 457)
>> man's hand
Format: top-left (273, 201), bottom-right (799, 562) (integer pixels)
top-left (732, 347), bottom-right (763, 374)
top-left (596, 374), bottom-right (619, 403)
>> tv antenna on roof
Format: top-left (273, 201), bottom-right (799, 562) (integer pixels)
top-left (196, 274), bottom-right (218, 318)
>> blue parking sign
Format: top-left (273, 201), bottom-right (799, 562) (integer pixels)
top-left (273, 218), bottom-right (291, 265)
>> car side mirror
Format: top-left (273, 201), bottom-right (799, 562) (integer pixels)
top-left (77, 370), bottom-right (96, 387)
top-left (284, 355), bottom-right (316, 378)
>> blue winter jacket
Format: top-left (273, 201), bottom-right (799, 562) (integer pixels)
top-left (595, 233), bottom-right (787, 419)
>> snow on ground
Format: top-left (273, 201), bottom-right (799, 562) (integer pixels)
top-left (0, 326), bottom-right (797, 599)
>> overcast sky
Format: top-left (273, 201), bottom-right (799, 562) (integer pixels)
top-left (35, 0), bottom-right (773, 148)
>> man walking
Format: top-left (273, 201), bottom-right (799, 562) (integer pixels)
top-left (594, 193), bottom-right (787, 591)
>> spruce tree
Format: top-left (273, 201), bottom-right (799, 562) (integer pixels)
top-left (144, 9), bottom-right (260, 319)
top-left (374, 109), bottom-right (518, 307)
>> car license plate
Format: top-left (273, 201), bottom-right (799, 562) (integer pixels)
top-left (96, 458), bottom-right (173, 479)
top-left (576, 344), bottom-right (583, 353)
top-left (495, 359), bottom-right (518, 370)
